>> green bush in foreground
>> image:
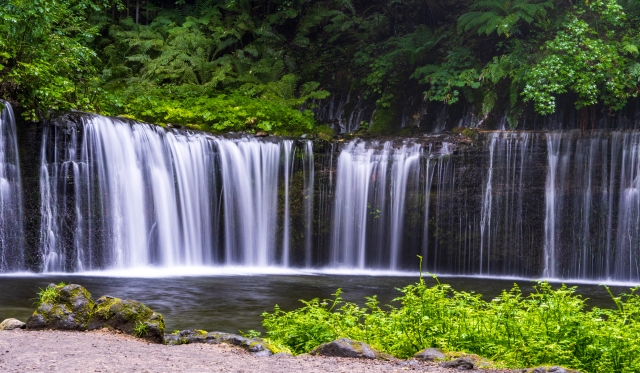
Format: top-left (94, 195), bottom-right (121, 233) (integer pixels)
top-left (263, 274), bottom-right (640, 372)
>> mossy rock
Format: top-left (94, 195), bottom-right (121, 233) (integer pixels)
top-left (26, 284), bottom-right (165, 343)
top-left (26, 284), bottom-right (94, 331)
top-left (88, 296), bottom-right (165, 343)
top-left (164, 329), bottom-right (209, 345)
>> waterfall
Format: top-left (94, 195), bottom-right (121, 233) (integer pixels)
top-left (281, 140), bottom-right (294, 267)
top-left (25, 111), bottom-right (640, 281)
top-left (540, 131), bottom-right (640, 281)
top-left (330, 140), bottom-right (422, 269)
top-left (40, 117), bottom-right (220, 270)
top-left (0, 102), bottom-right (24, 272)
top-left (303, 141), bottom-right (314, 267)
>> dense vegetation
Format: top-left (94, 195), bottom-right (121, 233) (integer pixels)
top-left (262, 274), bottom-right (640, 372)
top-left (2, 0), bottom-right (640, 133)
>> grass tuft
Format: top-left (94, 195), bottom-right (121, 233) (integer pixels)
top-left (133, 321), bottom-right (148, 338)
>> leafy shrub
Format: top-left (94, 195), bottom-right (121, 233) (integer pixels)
top-left (263, 275), bottom-right (640, 372)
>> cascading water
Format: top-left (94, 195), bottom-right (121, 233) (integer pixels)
top-left (330, 141), bottom-right (422, 269)
top-left (281, 140), bottom-right (294, 267)
top-left (40, 117), bottom-right (220, 271)
top-left (24, 111), bottom-right (640, 281)
top-left (541, 131), bottom-right (640, 281)
top-left (0, 102), bottom-right (24, 272)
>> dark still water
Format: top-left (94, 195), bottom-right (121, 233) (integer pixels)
top-left (0, 272), bottom-right (636, 333)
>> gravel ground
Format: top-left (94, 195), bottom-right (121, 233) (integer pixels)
top-left (0, 329), bottom-right (516, 373)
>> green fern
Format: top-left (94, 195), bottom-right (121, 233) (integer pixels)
top-left (458, 0), bottom-right (553, 37)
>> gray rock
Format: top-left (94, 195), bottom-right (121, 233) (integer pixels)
top-left (441, 357), bottom-right (475, 370)
top-left (414, 347), bottom-right (445, 361)
top-left (0, 318), bottom-right (26, 330)
top-left (167, 330), bottom-right (273, 356)
top-left (395, 360), bottom-right (421, 368)
top-left (310, 338), bottom-right (380, 359)
top-left (164, 330), bottom-right (209, 345)
top-left (88, 296), bottom-right (165, 343)
top-left (26, 284), bottom-right (94, 331)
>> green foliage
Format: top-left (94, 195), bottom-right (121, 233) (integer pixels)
top-left (413, 48), bottom-right (481, 104)
top-left (263, 277), bottom-right (640, 372)
top-left (458, 0), bottom-right (553, 37)
top-left (239, 329), bottom-right (262, 339)
top-left (107, 83), bottom-right (319, 133)
top-left (35, 285), bottom-right (60, 306)
top-left (3, 0), bottom-right (640, 130)
top-left (0, 0), bottom-right (112, 120)
top-left (132, 320), bottom-right (148, 337)
top-left (522, 2), bottom-right (638, 115)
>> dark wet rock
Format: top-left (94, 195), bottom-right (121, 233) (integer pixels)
top-left (206, 332), bottom-right (273, 356)
top-left (0, 318), bottom-right (26, 330)
top-left (88, 296), bottom-right (164, 343)
top-left (164, 329), bottom-right (208, 345)
top-left (310, 338), bottom-right (381, 360)
top-left (166, 330), bottom-right (273, 356)
top-left (26, 284), bottom-right (94, 331)
top-left (414, 347), bottom-right (445, 361)
top-left (441, 356), bottom-right (476, 370)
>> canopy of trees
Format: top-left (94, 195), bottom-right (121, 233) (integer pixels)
top-left (1, 0), bottom-right (639, 132)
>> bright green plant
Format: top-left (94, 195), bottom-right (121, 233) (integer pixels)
top-left (522, 0), bottom-right (638, 115)
top-left (35, 285), bottom-right (60, 305)
top-left (0, 0), bottom-right (113, 120)
top-left (263, 275), bottom-right (640, 372)
top-left (132, 320), bottom-right (148, 337)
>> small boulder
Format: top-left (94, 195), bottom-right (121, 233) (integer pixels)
top-left (205, 332), bottom-right (272, 356)
top-left (88, 296), bottom-right (164, 343)
top-left (441, 356), bottom-right (476, 370)
top-left (310, 338), bottom-right (380, 360)
top-left (26, 284), bottom-right (94, 331)
top-left (0, 318), bottom-right (26, 330)
top-left (164, 329), bottom-right (208, 345)
top-left (414, 347), bottom-right (445, 361)
top-left (166, 330), bottom-right (273, 356)
top-left (255, 131), bottom-right (269, 137)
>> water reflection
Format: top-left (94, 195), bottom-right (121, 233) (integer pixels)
top-left (0, 274), bottom-right (632, 333)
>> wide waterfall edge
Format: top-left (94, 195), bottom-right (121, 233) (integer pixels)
top-left (6, 110), bottom-right (640, 283)
top-left (1, 266), bottom-right (638, 287)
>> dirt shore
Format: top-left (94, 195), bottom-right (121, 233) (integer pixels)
top-left (0, 329), bottom-right (516, 373)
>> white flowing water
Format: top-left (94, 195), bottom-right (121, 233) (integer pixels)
top-left (330, 141), bottom-right (422, 269)
top-left (29, 113), bottom-right (640, 282)
top-left (281, 140), bottom-right (294, 267)
top-left (0, 102), bottom-right (24, 272)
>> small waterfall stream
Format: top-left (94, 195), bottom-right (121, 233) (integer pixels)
top-left (0, 102), bottom-right (24, 272)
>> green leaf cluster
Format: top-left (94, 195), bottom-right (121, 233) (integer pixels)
top-left (263, 277), bottom-right (640, 372)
